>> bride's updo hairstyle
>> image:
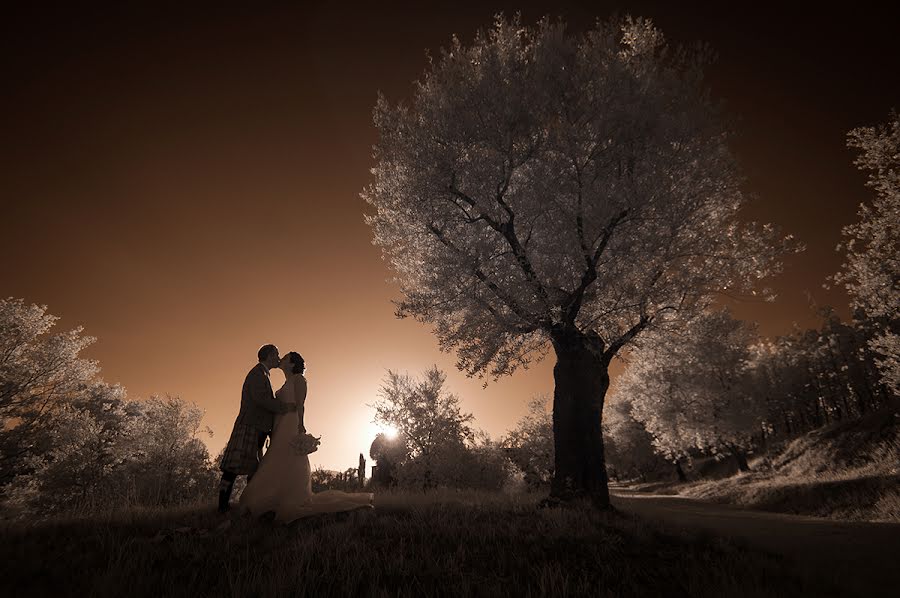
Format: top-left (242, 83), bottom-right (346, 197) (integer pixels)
top-left (287, 351), bottom-right (305, 375)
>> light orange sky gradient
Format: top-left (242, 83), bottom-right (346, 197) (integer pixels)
top-left (2, 3), bottom-right (897, 471)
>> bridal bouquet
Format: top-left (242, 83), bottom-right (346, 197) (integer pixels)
top-left (290, 432), bottom-right (321, 455)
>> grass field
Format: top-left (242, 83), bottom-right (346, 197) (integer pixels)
top-left (0, 489), bottom-right (840, 598)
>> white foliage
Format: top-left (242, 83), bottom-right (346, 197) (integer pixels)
top-left (0, 298), bottom-right (217, 515)
top-left (834, 112), bottom-right (900, 395)
top-left (0, 297), bottom-right (98, 423)
top-left (602, 391), bottom-right (666, 477)
top-left (363, 15), bottom-right (792, 379)
top-left (0, 297), bottom-right (99, 483)
top-left (619, 309), bottom-right (764, 459)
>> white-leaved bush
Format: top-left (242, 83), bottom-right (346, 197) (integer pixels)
top-left (1, 298), bottom-right (216, 517)
top-left (602, 392), bottom-right (670, 482)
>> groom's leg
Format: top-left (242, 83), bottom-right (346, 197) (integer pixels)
top-left (218, 471), bottom-right (237, 512)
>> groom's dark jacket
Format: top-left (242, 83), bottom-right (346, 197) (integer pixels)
top-left (235, 363), bottom-right (290, 432)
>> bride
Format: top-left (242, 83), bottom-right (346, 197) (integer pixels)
top-left (239, 351), bottom-right (373, 522)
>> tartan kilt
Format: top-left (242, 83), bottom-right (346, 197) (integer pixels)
top-left (220, 423), bottom-right (267, 475)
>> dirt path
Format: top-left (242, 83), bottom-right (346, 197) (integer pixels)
top-left (611, 488), bottom-right (900, 597)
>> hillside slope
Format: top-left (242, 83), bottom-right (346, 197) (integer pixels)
top-left (676, 405), bottom-right (900, 521)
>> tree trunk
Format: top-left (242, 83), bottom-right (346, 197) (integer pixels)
top-left (812, 393), bottom-right (823, 427)
top-left (674, 459), bottom-right (687, 482)
top-left (549, 327), bottom-right (611, 508)
top-left (856, 360), bottom-right (873, 414)
top-left (731, 446), bottom-right (750, 472)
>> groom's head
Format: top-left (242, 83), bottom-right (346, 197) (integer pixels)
top-left (257, 344), bottom-right (280, 369)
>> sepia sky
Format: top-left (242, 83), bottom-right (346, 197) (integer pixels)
top-left (2, 2), bottom-right (897, 471)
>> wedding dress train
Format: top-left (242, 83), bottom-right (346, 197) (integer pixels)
top-left (239, 378), bottom-right (373, 522)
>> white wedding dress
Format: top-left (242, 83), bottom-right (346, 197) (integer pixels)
top-left (239, 375), bottom-right (373, 522)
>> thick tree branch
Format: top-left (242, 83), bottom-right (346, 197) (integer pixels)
top-left (562, 209), bottom-right (630, 326)
top-left (446, 174), bottom-right (551, 314)
top-left (603, 314), bottom-right (652, 363)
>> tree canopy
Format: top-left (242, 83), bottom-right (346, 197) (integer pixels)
top-left (364, 15), bottom-right (791, 379)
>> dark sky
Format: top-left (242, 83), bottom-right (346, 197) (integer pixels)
top-left (2, 2), bottom-right (897, 470)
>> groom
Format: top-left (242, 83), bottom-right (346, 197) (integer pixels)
top-left (218, 344), bottom-right (297, 512)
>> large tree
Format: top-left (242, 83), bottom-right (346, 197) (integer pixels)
top-left (834, 112), bottom-right (900, 396)
top-left (363, 15), bottom-right (789, 506)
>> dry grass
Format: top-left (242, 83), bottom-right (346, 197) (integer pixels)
top-left (0, 489), bottom-right (837, 598)
top-left (666, 406), bottom-right (900, 522)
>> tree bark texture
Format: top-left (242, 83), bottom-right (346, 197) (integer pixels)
top-left (550, 327), bottom-right (611, 508)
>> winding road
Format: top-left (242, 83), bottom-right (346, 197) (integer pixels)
top-left (611, 488), bottom-right (900, 597)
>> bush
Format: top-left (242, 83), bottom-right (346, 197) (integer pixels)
top-left (501, 396), bottom-right (554, 489)
top-left (3, 393), bottom-right (217, 517)
top-left (394, 437), bottom-right (514, 491)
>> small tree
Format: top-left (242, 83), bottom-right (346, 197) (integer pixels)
top-left (364, 15), bottom-right (791, 506)
top-left (373, 367), bottom-right (474, 483)
top-left (602, 392), bottom-right (669, 482)
top-left (833, 112), bottom-right (900, 395)
top-left (125, 394), bottom-right (216, 505)
top-left (621, 310), bottom-right (765, 472)
top-left (371, 366), bottom-right (510, 489)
